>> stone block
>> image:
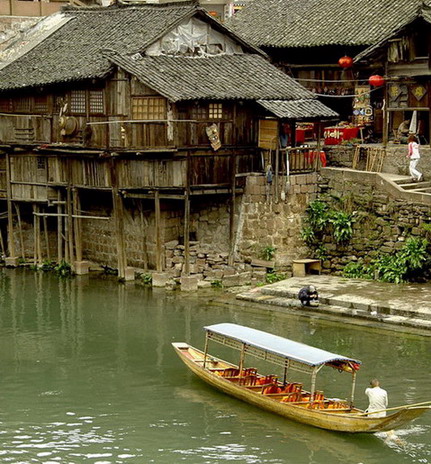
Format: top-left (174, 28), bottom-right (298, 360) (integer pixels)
top-left (198, 280), bottom-right (213, 289)
top-left (124, 267), bottom-right (135, 281)
top-left (74, 260), bottom-right (90, 275)
top-left (4, 257), bottom-right (19, 267)
top-left (152, 272), bottom-right (170, 287)
top-left (222, 274), bottom-right (241, 287)
top-left (180, 275), bottom-right (199, 292)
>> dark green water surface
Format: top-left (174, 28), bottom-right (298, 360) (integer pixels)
top-left (0, 269), bottom-right (430, 464)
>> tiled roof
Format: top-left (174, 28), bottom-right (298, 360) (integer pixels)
top-left (228, 0), bottom-right (430, 49)
top-left (0, 3), bottom-right (199, 90)
top-left (257, 99), bottom-right (338, 120)
top-left (109, 52), bottom-right (314, 101)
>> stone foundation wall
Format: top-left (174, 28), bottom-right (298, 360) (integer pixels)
top-left (318, 168), bottom-right (431, 273)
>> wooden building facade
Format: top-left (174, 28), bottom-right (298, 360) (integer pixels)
top-left (0, 2), bottom-right (336, 277)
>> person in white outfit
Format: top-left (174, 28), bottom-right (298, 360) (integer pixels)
top-left (407, 134), bottom-right (423, 182)
top-left (365, 379), bottom-right (388, 417)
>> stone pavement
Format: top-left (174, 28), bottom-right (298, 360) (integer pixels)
top-left (236, 275), bottom-right (431, 334)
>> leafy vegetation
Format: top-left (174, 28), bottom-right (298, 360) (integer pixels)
top-left (54, 260), bottom-right (73, 278)
top-left (261, 246), bottom-right (276, 261)
top-left (342, 237), bottom-right (428, 283)
top-left (265, 272), bottom-right (286, 284)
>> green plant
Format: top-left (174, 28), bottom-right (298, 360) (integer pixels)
top-left (17, 257), bottom-right (26, 265)
top-left (261, 246), bottom-right (276, 261)
top-left (54, 260), bottom-right (73, 278)
top-left (139, 273), bottom-right (152, 285)
top-left (306, 200), bottom-right (330, 232)
top-left (329, 210), bottom-right (355, 243)
top-left (211, 280), bottom-right (223, 288)
top-left (343, 260), bottom-right (373, 280)
top-left (40, 260), bottom-right (56, 272)
top-left (102, 266), bottom-right (118, 276)
top-left (265, 272), bottom-right (286, 284)
top-left (300, 226), bottom-right (317, 247)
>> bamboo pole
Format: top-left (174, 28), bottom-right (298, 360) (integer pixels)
top-left (357, 400), bottom-right (431, 417)
top-left (110, 158), bottom-right (126, 279)
top-left (14, 203), bottom-right (25, 260)
top-left (66, 160), bottom-right (74, 265)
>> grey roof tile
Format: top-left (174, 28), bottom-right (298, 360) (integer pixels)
top-left (228, 0), bottom-right (429, 48)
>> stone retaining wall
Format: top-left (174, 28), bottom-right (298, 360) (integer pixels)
top-left (318, 168), bottom-right (431, 273)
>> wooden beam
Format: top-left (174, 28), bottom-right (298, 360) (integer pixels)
top-left (66, 159), bottom-right (74, 265)
top-left (228, 150), bottom-right (236, 267)
top-left (184, 191), bottom-right (190, 276)
top-left (14, 203), bottom-right (25, 260)
top-left (73, 189), bottom-right (82, 262)
top-left (57, 190), bottom-right (63, 262)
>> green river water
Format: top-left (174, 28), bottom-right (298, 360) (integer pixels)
top-left (0, 268), bottom-right (430, 464)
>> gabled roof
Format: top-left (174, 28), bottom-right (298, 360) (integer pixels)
top-left (0, 2), bottom-right (260, 91)
top-left (205, 323), bottom-right (361, 368)
top-left (108, 52), bottom-right (313, 101)
top-left (228, 0), bottom-right (431, 49)
top-left (354, 6), bottom-right (431, 63)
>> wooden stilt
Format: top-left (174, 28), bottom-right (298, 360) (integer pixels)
top-left (14, 203), bottom-right (25, 260)
top-left (5, 153), bottom-right (15, 258)
top-left (139, 203), bottom-right (148, 271)
top-left (228, 149), bottom-right (236, 267)
top-left (57, 190), bottom-right (63, 262)
top-left (33, 203), bottom-right (37, 265)
top-left (155, 190), bottom-right (162, 272)
top-left (0, 226), bottom-right (5, 256)
top-left (43, 211), bottom-right (50, 261)
top-left (73, 188), bottom-right (82, 262)
top-left (66, 160), bottom-right (74, 265)
top-left (110, 159), bottom-right (126, 279)
top-left (184, 190), bottom-right (190, 276)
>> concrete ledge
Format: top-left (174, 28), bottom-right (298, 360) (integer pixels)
top-left (4, 257), bottom-right (19, 267)
top-left (152, 272), bottom-right (170, 288)
top-left (180, 275), bottom-right (199, 292)
top-left (74, 260), bottom-right (90, 275)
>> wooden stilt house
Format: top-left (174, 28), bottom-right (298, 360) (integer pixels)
top-left (0, 1), bottom-right (336, 277)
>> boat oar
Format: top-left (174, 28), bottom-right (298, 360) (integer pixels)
top-left (356, 400), bottom-right (431, 417)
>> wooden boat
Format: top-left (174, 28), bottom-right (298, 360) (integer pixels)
top-left (173, 323), bottom-right (430, 433)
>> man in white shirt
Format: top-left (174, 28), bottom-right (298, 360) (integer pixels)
top-left (365, 379), bottom-right (388, 417)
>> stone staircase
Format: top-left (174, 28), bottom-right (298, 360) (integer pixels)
top-left (393, 176), bottom-right (431, 195)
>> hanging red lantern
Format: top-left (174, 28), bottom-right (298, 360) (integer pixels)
top-left (368, 75), bottom-right (385, 87)
top-left (338, 55), bottom-right (353, 68)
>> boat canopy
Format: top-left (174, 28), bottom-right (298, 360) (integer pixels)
top-left (205, 323), bottom-right (361, 369)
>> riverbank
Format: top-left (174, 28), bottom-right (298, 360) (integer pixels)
top-left (235, 275), bottom-right (431, 334)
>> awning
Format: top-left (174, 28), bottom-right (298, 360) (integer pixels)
top-left (204, 323), bottom-right (360, 367)
top-left (257, 99), bottom-right (339, 120)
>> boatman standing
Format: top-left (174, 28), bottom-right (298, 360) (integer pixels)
top-left (365, 379), bottom-right (388, 417)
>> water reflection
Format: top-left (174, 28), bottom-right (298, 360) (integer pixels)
top-left (0, 268), bottom-right (429, 464)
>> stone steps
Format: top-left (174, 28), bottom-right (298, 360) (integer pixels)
top-left (236, 288), bottom-right (431, 332)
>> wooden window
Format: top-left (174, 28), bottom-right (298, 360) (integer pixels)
top-left (89, 90), bottom-right (104, 114)
top-left (191, 105), bottom-right (208, 120)
top-left (132, 97), bottom-right (166, 120)
top-left (70, 90), bottom-right (86, 114)
top-left (209, 102), bottom-right (223, 119)
top-left (0, 98), bottom-right (12, 112)
top-left (14, 97), bottom-right (31, 113)
top-left (34, 95), bottom-right (49, 114)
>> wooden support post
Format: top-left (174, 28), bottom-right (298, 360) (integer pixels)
top-left (66, 160), bottom-right (74, 265)
top-left (5, 153), bottom-right (15, 258)
top-left (183, 190), bottom-right (190, 276)
top-left (57, 190), bottom-right (63, 262)
top-left (73, 188), bottom-right (82, 262)
top-left (14, 203), bottom-right (25, 260)
top-left (203, 332), bottom-right (209, 369)
top-left (155, 190), bottom-right (162, 272)
top-left (228, 150), bottom-right (236, 266)
top-left (310, 368), bottom-right (317, 400)
top-left (139, 203), bottom-right (148, 271)
top-left (0, 225), bottom-right (5, 256)
top-left (238, 343), bottom-right (246, 373)
top-left (43, 210), bottom-right (50, 261)
top-left (110, 159), bottom-right (127, 279)
top-left (33, 204), bottom-right (42, 265)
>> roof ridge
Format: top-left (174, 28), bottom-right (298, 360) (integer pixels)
top-left (62, 0), bottom-right (197, 13)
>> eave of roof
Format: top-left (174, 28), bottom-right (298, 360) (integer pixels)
top-left (205, 323), bottom-right (361, 367)
top-left (108, 52), bottom-right (314, 102)
top-left (257, 99), bottom-right (338, 120)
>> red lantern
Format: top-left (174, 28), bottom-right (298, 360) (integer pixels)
top-left (338, 55), bottom-right (353, 68)
top-left (369, 75), bottom-right (385, 87)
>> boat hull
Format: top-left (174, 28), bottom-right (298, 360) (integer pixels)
top-left (173, 342), bottom-right (429, 433)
